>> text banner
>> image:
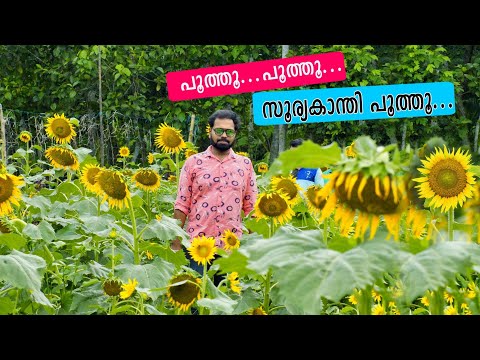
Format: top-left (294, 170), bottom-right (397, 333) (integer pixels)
top-left (167, 52), bottom-right (346, 101)
top-left (252, 82), bottom-right (455, 125)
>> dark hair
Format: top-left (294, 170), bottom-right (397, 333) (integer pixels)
top-left (290, 138), bottom-right (304, 148)
top-left (208, 109), bottom-right (240, 132)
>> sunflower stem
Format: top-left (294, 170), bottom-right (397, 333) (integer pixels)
top-left (199, 261), bottom-right (208, 315)
top-left (323, 218), bottom-right (328, 244)
top-left (429, 288), bottom-right (445, 315)
top-left (127, 197), bottom-right (140, 265)
top-left (357, 285), bottom-right (372, 315)
top-left (24, 141), bottom-right (30, 176)
top-left (263, 268), bottom-right (272, 314)
top-left (175, 152), bottom-right (180, 186)
top-left (96, 195), bottom-right (101, 216)
top-left (448, 208), bottom-right (454, 241)
top-left (146, 191), bottom-right (151, 222)
top-left (111, 237), bottom-right (115, 274)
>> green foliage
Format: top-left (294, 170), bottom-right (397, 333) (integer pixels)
top-left (1, 45), bottom-right (479, 166)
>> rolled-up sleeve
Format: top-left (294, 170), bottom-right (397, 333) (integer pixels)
top-left (174, 158), bottom-right (192, 215)
top-left (243, 161), bottom-right (258, 215)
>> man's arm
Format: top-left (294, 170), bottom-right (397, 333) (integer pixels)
top-left (171, 209), bottom-right (187, 250)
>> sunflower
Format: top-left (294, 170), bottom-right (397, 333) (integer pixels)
top-left (464, 182), bottom-right (480, 243)
top-left (345, 141), bottom-right (356, 157)
top-left (205, 124), bottom-right (211, 136)
top-left (44, 113), bottom-right (76, 144)
top-left (413, 145), bottom-right (476, 213)
top-left (444, 306), bottom-right (458, 315)
top-left (80, 164), bottom-right (103, 194)
top-left (372, 304), bottom-right (386, 315)
top-left (19, 130), bottom-right (32, 143)
top-left (154, 123), bottom-right (186, 154)
top-left (103, 279), bottom-right (122, 296)
top-left (304, 184), bottom-right (328, 219)
top-left (0, 218), bottom-right (11, 233)
top-left (45, 146), bottom-right (79, 171)
top-left (168, 174), bottom-right (177, 182)
top-left (94, 169), bottom-right (131, 210)
top-left (147, 152), bottom-right (155, 164)
top-left (167, 273), bottom-right (202, 312)
top-left (119, 278), bottom-right (138, 299)
top-left (185, 148), bottom-right (198, 158)
top-left (236, 151), bottom-right (249, 157)
top-left (118, 146), bottom-right (130, 158)
top-left (221, 229), bottom-right (240, 250)
top-left (132, 168), bottom-right (161, 192)
top-left (270, 174), bottom-right (302, 205)
top-left (0, 172), bottom-right (24, 216)
top-left (248, 306), bottom-right (267, 315)
top-left (227, 272), bottom-right (241, 294)
top-left (254, 190), bottom-right (295, 226)
top-left (256, 162), bottom-right (269, 174)
top-left (319, 136), bottom-right (409, 240)
top-left (187, 235), bottom-right (217, 266)
top-left (145, 250), bottom-right (153, 260)
top-left (348, 294), bottom-right (358, 305)
top-left (405, 206), bottom-right (428, 239)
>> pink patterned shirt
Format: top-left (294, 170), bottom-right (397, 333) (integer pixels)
top-left (174, 145), bottom-right (258, 248)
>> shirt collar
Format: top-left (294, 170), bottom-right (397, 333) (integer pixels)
top-left (206, 145), bottom-right (236, 159)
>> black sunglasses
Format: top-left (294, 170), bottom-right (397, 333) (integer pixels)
top-left (212, 128), bottom-right (236, 137)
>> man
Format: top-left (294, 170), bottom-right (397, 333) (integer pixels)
top-left (290, 138), bottom-right (330, 191)
top-left (172, 109), bottom-right (258, 274)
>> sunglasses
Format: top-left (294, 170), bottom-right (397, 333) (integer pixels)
top-left (212, 128), bottom-right (236, 137)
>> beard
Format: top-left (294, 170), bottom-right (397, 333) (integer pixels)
top-left (210, 136), bottom-right (234, 151)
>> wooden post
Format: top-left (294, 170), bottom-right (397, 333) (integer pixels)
top-left (0, 104), bottom-right (6, 165)
top-left (188, 114), bottom-right (195, 143)
top-left (98, 46), bottom-right (105, 166)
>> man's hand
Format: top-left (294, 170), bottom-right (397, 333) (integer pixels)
top-left (171, 237), bottom-right (182, 251)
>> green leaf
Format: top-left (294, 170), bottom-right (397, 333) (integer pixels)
top-left (116, 258), bottom-right (176, 301)
top-left (56, 224), bottom-right (82, 241)
top-left (79, 214), bottom-right (116, 237)
top-left (141, 214), bottom-right (189, 243)
top-left (400, 241), bottom-right (480, 304)
top-left (0, 233), bottom-right (27, 250)
top-left (0, 250), bottom-right (47, 291)
top-left (267, 141), bottom-right (341, 177)
top-left (244, 227), bottom-right (326, 274)
top-left (70, 284), bottom-right (108, 314)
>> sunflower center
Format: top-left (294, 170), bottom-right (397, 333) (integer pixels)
top-left (169, 275), bottom-right (200, 305)
top-left (136, 171), bottom-right (158, 186)
top-left (429, 159), bottom-right (467, 197)
top-left (164, 130), bottom-right (182, 148)
top-left (99, 172), bottom-right (127, 200)
top-left (103, 279), bottom-right (122, 296)
top-left (258, 193), bottom-right (287, 216)
top-left (336, 173), bottom-right (402, 214)
top-left (0, 176), bottom-right (15, 202)
top-left (226, 235), bottom-right (237, 246)
top-left (52, 118), bottom-right (71, 137)
top-left (49, 148), bottom-right (76, 166)
top-left (275, 179), bottom-right (298, 200)
top-left (306, 188), bottom-right (326, 209)
top-left (198, 245), bottom-right (210, 257)
top-left (87, 168), bottom-right (101, 185)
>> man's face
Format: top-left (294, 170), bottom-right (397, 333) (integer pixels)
top-left (209, 118), bottom-right (236, 151)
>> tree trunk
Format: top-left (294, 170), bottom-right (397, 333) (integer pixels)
top-left (0, 104), bottom-right (6, 164)
top-left (270, 45), bottom-right (289, 163)
top-left (98, 46), bottom-right (105, 166)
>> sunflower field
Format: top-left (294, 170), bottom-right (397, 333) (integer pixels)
top-left (0, 112), bottom-right (479, 315)
top-left (2, 45), bottom-right (480, 315)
